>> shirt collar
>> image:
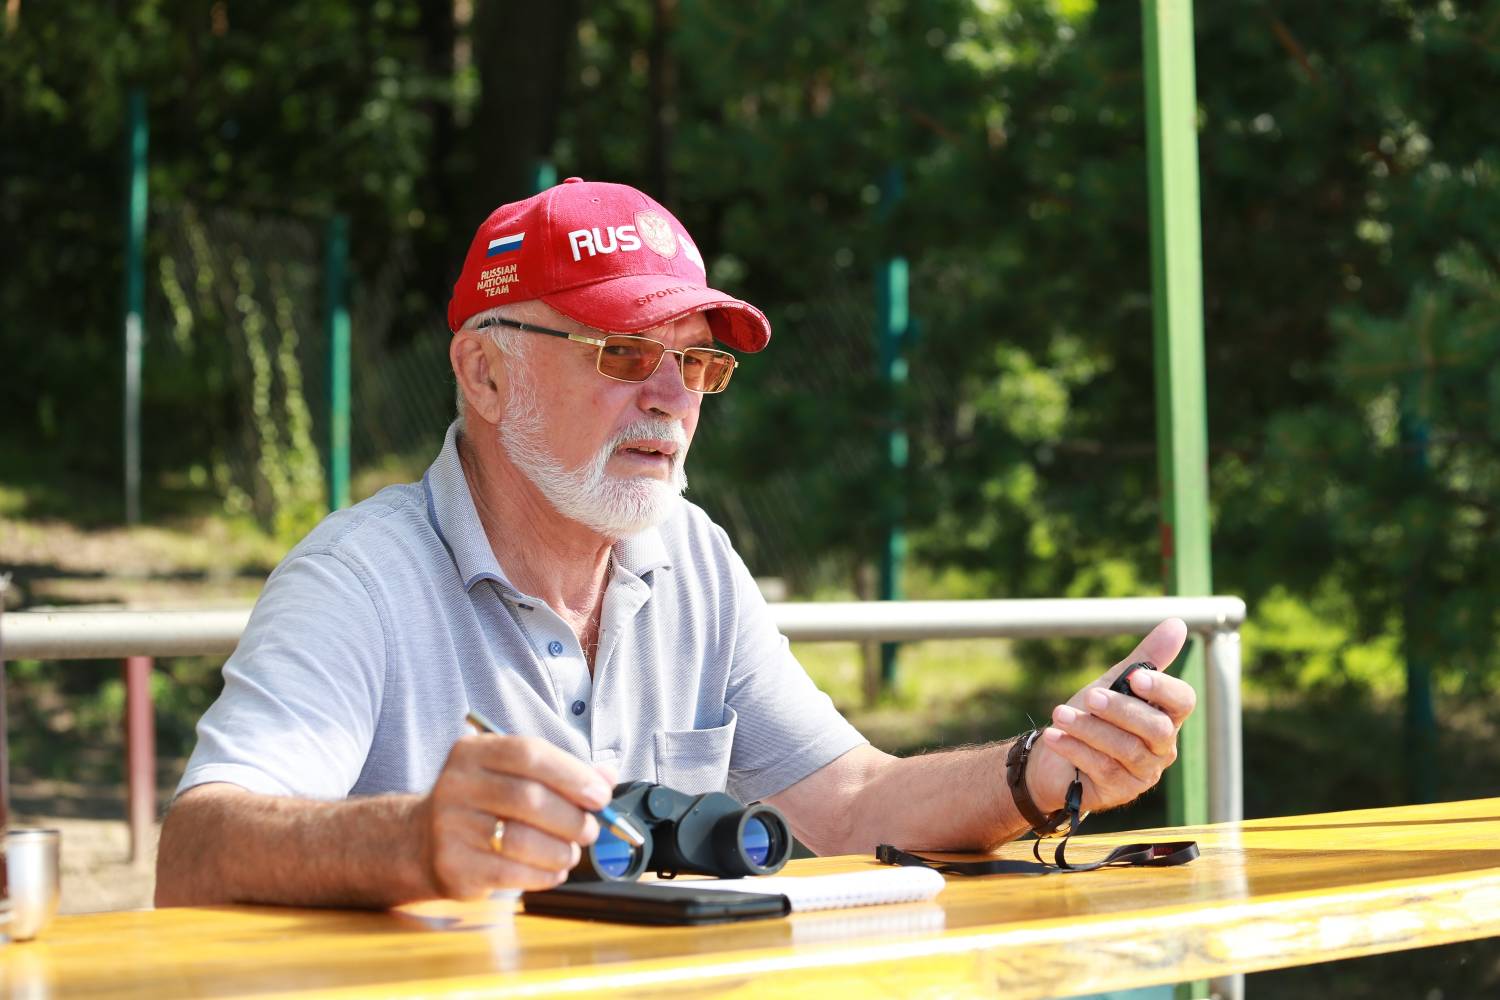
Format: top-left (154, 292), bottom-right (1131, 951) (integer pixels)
top-left (614, 520), bottom-right (672, 580)
top-left (423, 422), bottom-right (673, 594)
top-left (424, 422), bottom-right (511, 592)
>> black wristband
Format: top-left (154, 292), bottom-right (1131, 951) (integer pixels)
top-left (1005, 730), bottom-right (1072, 838)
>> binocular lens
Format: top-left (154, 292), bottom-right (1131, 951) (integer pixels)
top-left (741, 816), bottom-right (773, 867)
top-left (567, 782), bottom-right (791, 883)
top-left (591, 826), bottom-right (641, 879)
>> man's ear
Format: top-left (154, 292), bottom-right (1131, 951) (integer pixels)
top-left (451, 330), bottom-right (507, 427)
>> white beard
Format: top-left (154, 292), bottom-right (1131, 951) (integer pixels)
top-left (499, 374), bottom-right (689, 538)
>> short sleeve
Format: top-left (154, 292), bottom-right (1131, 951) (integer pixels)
top-left (718, 535), bottom-right (867, 803)
top-left (176, 551), bottom-right (388, 801)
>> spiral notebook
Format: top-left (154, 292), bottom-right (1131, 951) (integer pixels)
top-left (648, 867), bottom-right (946, 913)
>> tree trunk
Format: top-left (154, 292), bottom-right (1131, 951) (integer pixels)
top-left (648, 0), bottom-right (677, 207)
top-left (468, 0), bottom-right (579, 221)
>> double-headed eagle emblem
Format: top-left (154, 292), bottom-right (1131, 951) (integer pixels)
top-left (634, 210), bottom-right (678, 259)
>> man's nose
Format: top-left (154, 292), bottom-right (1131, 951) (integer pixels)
top-left (639, 350), bottom-right (696, 418)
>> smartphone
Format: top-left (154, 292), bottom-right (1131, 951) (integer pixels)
top-left (521, 881), bottom-right (789, 926)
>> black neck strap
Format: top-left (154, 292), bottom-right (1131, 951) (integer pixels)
top-left (875, 838), bottom-right (1198, 876)
top-left (878, 733), bottom-right (1198, 876)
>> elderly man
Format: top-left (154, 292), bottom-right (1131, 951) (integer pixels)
top-left (156, 179), bottom-right (1195, 907)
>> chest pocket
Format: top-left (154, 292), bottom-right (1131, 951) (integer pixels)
top-left (652, 706), bottom-right (737, 796)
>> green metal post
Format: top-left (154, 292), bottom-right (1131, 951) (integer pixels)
top-left (324, 213), bottom-right (351, 511)
top-left (1399, 397), bottom-right (1436, 804)
top-left (122, 88), bottom-right (149, 525)
top-left (1143, 4), bottom-right (1212, 995)
top-left (533, 160), bottom-right (557, 194)
top-left (877, 167), bottom-right (910, 688)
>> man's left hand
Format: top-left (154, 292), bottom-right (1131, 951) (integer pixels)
top-left (1026, 617), bottom-right (1196, 814)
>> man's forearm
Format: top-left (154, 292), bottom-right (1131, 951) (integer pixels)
top-left (775, 742), bottom-right (1043, 856)
top-left (155, 784), bottom-right (435, 908)
top-left (844, 743), bottom-right (1036, 853)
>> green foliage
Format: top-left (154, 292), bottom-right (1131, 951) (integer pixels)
top-left (4, 655), bottom-right (226, 784)
top-left (156, 205), bottom-right (328, 542)
top-left (1210, 0), bottom-right (1500, 692)
top-left (1241, 584), bottom-right (1406, 697)
top-left (0, 0), bottom-right (448, 515)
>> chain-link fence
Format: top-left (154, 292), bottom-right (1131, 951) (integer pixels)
top-left (148, 201), bottom-right (449, 540)
top-left (149, 202), bottom-right (327, 541)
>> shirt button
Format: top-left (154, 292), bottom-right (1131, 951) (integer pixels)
top-left (571, 700), bottom-right (587, 716)
top-left (547, 640), bottom-right (565, 656)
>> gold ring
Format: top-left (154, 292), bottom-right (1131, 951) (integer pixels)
top-left (489, 819), bottom-right (507, 855)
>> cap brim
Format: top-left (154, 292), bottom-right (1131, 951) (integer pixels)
top-left (542, 274), bottom-right (771, 353)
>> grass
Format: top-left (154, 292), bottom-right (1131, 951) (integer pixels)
top-left (796, 638), bottom-right (1027, 743)
top-left (1, 512), bottom-right (282, 610)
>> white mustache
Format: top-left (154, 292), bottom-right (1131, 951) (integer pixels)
top-left (605, 418), bottom-right (688, 461)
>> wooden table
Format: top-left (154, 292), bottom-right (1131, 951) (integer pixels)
top-left (6, 798), bottom-right (1500, 999)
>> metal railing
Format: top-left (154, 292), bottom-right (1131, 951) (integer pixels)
top-left (1, 595), bottom-right (1247, 825)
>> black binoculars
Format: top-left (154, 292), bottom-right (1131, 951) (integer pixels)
top-left (569, 781), bottom-right (793, 882)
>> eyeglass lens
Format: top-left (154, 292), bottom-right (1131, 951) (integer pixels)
top-left (598, 336), bottom-right (735, 392)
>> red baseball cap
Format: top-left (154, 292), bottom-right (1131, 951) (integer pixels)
top-left (447, 178), bottom-right (771, 352)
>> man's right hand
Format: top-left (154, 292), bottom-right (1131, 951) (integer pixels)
top-left (415, 733), bottom-right (616, 898)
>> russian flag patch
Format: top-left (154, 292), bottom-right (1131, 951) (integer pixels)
top-left (486, 232), bottom-right (524, 257)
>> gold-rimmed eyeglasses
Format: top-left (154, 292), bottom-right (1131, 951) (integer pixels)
top-left (476, 317), bottom-right (738, 394)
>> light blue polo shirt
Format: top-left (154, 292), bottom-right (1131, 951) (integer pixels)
top-left (178, 423), bottom-right (866, 805)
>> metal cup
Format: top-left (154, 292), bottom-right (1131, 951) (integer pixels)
top-left (5, 829), bottom-right (61, 942)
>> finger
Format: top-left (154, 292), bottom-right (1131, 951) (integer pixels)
top-left (446, 767), bottom-right (599, 846)
top-left (461, 734), bottom-right (614, 810)
top-left (1123, 667), bottom-right (1197, 726)
top-left (1040, 728), bottom-right (1152, 812)
top-left (1082, 687), bottom-right (1178, 755)
top-left (474, 812), bottom-right (583, 875)
top-left (436, 840), bottom-right (568, 898)
top-left (1099, 618), bottom-right (1189, 687)
top-left (1051, 703), bottom-right (1165, 781)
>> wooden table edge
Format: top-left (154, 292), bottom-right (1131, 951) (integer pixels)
top-left (248, 865), bottom-right (1500, 1000)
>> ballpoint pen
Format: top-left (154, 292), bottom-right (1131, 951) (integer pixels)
top-left (465, 709), bottom-right (647, 849)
